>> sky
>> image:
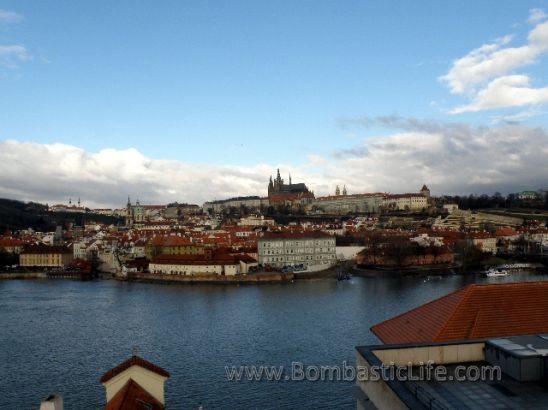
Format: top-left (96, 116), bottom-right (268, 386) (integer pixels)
top-left (1, 1), bottom-right (548, 208)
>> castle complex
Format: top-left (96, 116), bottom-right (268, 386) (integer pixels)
top-left (267, 169), bottom-right (315, 207)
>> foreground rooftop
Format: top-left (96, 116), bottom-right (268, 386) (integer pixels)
top-left (356, 334), bottom-right (548, 410)
top-left (371, 282), bottom-right (548, 344)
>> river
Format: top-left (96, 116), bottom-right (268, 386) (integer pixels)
top-left (1, 271), bottom-right (547, 409)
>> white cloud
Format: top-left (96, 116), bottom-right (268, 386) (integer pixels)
top-left (0, 10), bottom-right (31, 69)
top-left (441, 15), bottom-right (548, 113)
top-left (0, 141), bottom-right (302, 208)
top-left (1, 121), bottom-right (547, 208)
top-left (0, 9), bottom-right (23, 24)
top-left (489, 108), bottom-right (546, 124)
top-left (528, 8), bottom-right (547, 24)
top-left (450, 75), bottom-right (548, 113)
top-left (440, 21), bottom-right (548, 95)
top-left (0, 44), bottom-right (31, 68)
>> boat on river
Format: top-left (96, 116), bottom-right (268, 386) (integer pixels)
top-left (484, 267), bottom-right (509, 277)
top-left (336, 266), bottom-right (351, 281)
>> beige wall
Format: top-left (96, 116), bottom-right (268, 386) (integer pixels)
top-left (356, 343), bottom-right (486, 410)
top-left (103, 365), bottom-right (167, 405)
top-left (149, 262), bottom-right (253, 276)
top-left (355, 353), bottom-right (409, 410)
top-left (371, 343), bottom-right (485, 366)
top-left (20, 252), bottom-right (73, 267)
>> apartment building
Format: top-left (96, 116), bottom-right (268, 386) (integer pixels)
top-left (257, 231), bottom-right (336, 271)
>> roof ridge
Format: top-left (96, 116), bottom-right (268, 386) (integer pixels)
top-left (119, 379), bottom-right (133, 408)
top-left (371, 284), bottom-right (472, 334)
top-left (468, 309), bottom-right (482, 338)
top-left (432, 284), bottom-right (476, 340)
top-left (100, 355), bottom-right (170, 383)
top-left (106, 378), bottom-right (164, 410)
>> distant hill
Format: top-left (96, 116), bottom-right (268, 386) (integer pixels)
top-left (0, 198), bottom-right (123, 233)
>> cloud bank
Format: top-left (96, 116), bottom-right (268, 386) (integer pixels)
top-left (335, 117), bottom-right (548, 196)
top-left (1, 119), bottom-right (546, 208)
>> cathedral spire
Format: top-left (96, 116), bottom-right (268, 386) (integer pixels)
top-left (289, 173), bottom-right (292, 185)
top-left (268, 176), bottom-right (274, 194)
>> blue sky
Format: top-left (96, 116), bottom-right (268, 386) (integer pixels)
top-left (1, 1), bottom-right (548, 206)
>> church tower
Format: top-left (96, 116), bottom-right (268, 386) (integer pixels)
top-left (342, 185), bottom-right (347, 196)
top-left (273, 168), bottom-right (284, 193)
top-left (335, 185), bottom-right (340, 196)
top-left (125, 196), bottom-right (133, 227)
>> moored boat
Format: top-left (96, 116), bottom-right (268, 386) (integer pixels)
top-left (484, 267), bottom-right (509, 277)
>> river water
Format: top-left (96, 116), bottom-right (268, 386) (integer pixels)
top-left (1, 271), bottom-right (547, 409)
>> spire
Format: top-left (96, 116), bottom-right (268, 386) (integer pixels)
top-left (342, 185), bottom-right (347, 196)
top-left (335, 185), bottom-right (340, 196)
top-left (78, 197), bottom-right (81, 206)
top-left (127, 196), bottom-right (131, 206)
top-left (289, 173), bottom-right (292, 185)
top-left (69, 197), bottom-right (72, 205)
top-left (276, 168), bottom-right (281, 180)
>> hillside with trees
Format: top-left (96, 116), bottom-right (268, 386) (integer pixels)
top-left (0, 198), bottom-right (122, 232)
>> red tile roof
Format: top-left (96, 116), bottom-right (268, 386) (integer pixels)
top-left (371, 282), bottom-right (548, 344)
top-left (0, 238), bottom-right (24, 247)
top-left (20, 245), bottom-right (72, 255)
top-left (259, 230), bottom-right (332, 240)
top-left (147, 235), bottom-right (194, 247)
top-left (104, 379), bottom-right (164, 410)
top-left (162, 236), bottom-right (194, 247)
top-left (100, 356), bottom-right (170, 383)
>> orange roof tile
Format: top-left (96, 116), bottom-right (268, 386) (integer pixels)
top-left (104, 379), bottom-right (163, 410)
top-left (371, 282), bottom-right (548, 344)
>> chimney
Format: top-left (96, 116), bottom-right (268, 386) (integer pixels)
top-left (39, 394), bottom-right (63, 410)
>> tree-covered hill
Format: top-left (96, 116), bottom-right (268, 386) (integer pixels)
top-left (0, 198), bottom-right (122, 232)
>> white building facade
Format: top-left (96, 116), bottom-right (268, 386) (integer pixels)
top-left (257, 231), bottom-right (336, 271)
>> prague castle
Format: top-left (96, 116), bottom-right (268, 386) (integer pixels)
top-left (267, 169), bottom-right (315, 207)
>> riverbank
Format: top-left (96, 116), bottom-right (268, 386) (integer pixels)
top-left (124, 271), bottom-right (296, 284)
top-left (0, 271), bottom-right (97, 280)
top-left (351, 264), bottom-right (459, 278)
top-left (0, 269), bottom-right (334, 284)
top-left (0, 272), bottom-right (47, 280)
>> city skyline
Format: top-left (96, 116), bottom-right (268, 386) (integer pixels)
top-left (1, 2), bottom-right (548, 207)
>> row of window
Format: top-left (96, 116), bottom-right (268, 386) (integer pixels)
top-left (260, 248), bottom-right (334, 255)
top-left (260, 254), bottom-right (336, 263)
top-left (260, 240), bottom-right (335, 247)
